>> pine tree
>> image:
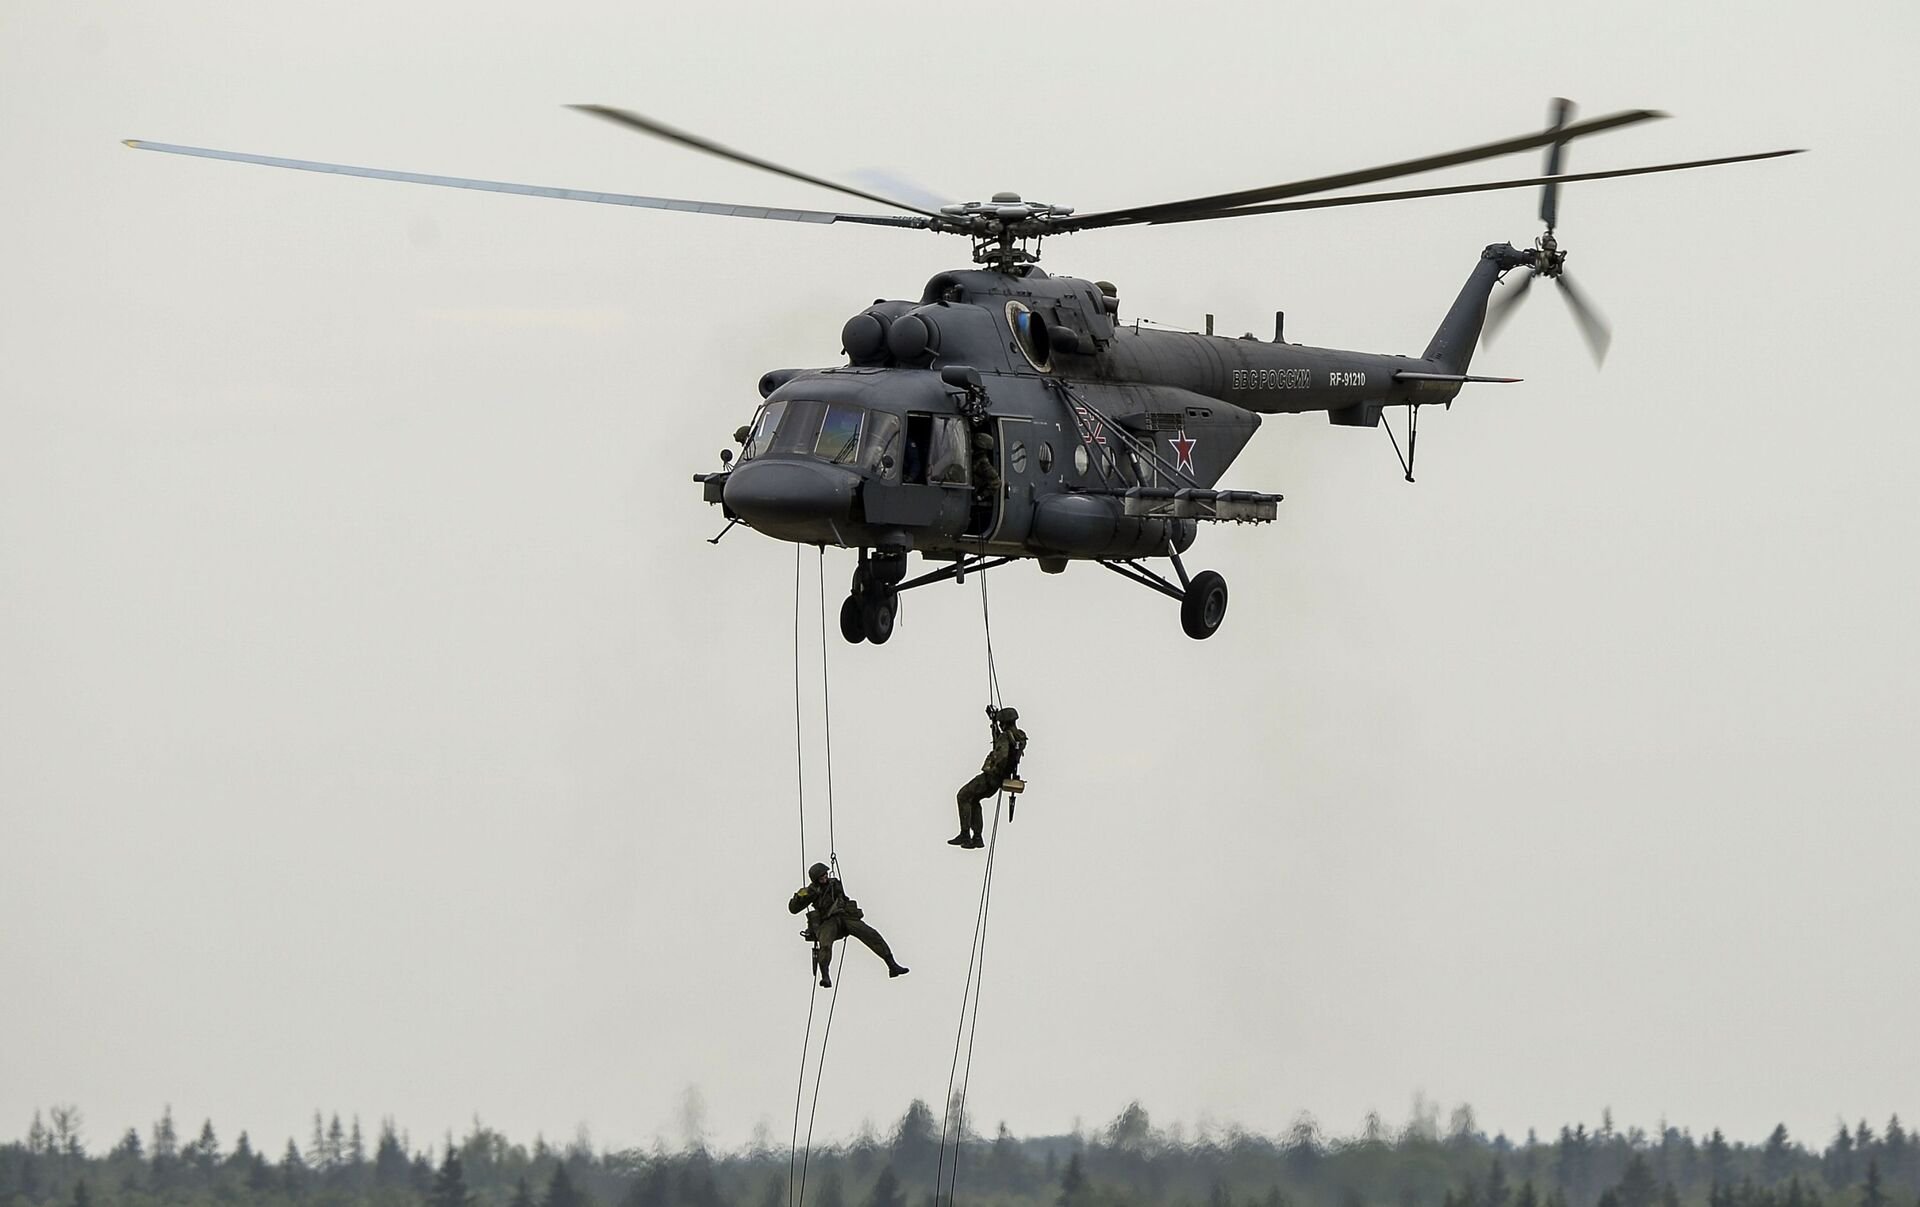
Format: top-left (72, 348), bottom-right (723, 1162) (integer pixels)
top-left (49, 1106), bottom-right (84, 1159)
top-left (1516, 1181), bottom-right (1541, 1207)
top-left (894, 1101), bottom-right (939, 1176)
top-left (1829, 1124), bottom-right (1859, 1190)
top-left (543, 1162), bottom-right (585, 1207)
top-left (1619, 1153), bottom-right (1659, 1207)
top-left (1861, 1161), bottom-right (1887, 1207)
top-left (109, 1129), bottom-right (143, 1162)
top-left (429, 1151), bottom-right (474, 1207)
top-left (70, 1177), bottom-right (90, 1207)
top-left (375, 1120), bottom-right (411, 1188)
top-left (190, 1120), bottom-right (220, 1179)
top-left (1059, 1152), bottom-right (1087, 1207)
top-left (150, 1107), bottom-right (180, 1187)
top-left (281, 1138), bottom-right (309, 1195)
top-left (510, 1175), bottom-right (537, 1207)
top-left (1710, 1132), bottom-right (1734, 1187)
top-left (867, 1165), bottom-right (906, 1207)
top-left (1487, 1157), bottom-right (1511, 1207)
top-left (1767, 1126), bottom-right (1797, 1185)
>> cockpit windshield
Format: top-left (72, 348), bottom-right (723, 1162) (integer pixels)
top-left (741, 399), bottom-right (898, 476)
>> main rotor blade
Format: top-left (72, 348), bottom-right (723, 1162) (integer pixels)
top-left (1063, 108), bottom-right (1666, 231)
top-left (1085, 148), bottom-right (1804, 228)
top-left (122, 140), bottom-right (930, 228)
top-left (1555, 273), bottom-right (1612, 365)
top-left (571, 104), bottom-right (942, 219)
top-left (1483, 270), bottom-right (1534, 343)
top-left (1540, 97), bottom-right (1575, 231)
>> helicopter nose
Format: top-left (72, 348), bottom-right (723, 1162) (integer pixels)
top-left (723, 458), bottom-right (861, 529)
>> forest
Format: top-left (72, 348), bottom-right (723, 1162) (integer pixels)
top-left (4, 1101), bottom-right (1916, 1207)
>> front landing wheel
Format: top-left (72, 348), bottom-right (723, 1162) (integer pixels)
top-left (1180, 570), bottom-right (1228, 640)
top-left (839, 595), bottom-right (866, 644)
top-left (860, 591), bottom-right (897, 645)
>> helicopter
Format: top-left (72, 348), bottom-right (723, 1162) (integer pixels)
top-left (125, 100), bottom-right (1799, 644)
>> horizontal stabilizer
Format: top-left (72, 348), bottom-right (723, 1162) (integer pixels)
top-left (1393, 371), bottom-right (1523, 383)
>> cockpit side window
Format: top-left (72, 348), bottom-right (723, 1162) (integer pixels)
top-left (813, 402), bottom-right (865, 464)
top-left (742, 400), bottom-right (788, 461)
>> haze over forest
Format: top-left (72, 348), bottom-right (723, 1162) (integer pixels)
top-left (7, 1100), bottom-right (1918, 1207)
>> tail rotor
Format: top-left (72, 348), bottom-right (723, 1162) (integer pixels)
top-left (1487, 98), bottom-right (1613, 365)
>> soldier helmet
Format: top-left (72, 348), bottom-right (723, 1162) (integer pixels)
top-left (808, 862), bottom-right (831, 883)
top-left (996, 707), bottom-right (1019, 723)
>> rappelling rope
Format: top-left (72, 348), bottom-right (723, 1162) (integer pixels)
top-left (793, 944), bottom-right (845, 1207)
top-left (792, 546), bottom-right (807, 880)
top-left (817, 548), bottom-right (840, 873)
top-left (933, 564), bottom-right (1009, 1204)
top-left (789, 548), bottom-right (848, 1207)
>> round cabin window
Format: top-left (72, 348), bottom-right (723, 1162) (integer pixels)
top-left (1073, 444), bottom-right (1090, 475)
top-left (1037, 442), bottom-right (1054, 473)
top-left (1010, 442), bottom-right (1028, 474)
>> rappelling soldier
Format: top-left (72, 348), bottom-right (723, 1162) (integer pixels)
top-left (787, 862), bottom-right (908, 987)
top-left (950, 705), bottom-right (1026, 849)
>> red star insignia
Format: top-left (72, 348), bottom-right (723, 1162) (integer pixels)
top-left (1169, 430), bottom-right (1198, 474)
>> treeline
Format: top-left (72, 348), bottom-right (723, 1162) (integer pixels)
top-left (4, 1100), bottom-right (1918, 1207)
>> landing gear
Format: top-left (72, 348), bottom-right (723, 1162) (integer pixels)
top-left (1097, 549), bottom-right (1230, 640)
top-left (859, 591), bottom-right (896, 644)
top-left (1179, 570), bottom-right (1229, 640)
top-left (841, 586), bottom-right (897, 644)
top-left (841, 548), bottom-right (908, 646)
top-left (839, 595), bottom-right (866, 644)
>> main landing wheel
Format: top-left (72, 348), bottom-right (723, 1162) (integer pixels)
top-left (839, 595), bottom-right (866, 644)
top-left (1180, 570), bottom-right (1229, 640)
top-left (860, 591), bottom-right (897, 645)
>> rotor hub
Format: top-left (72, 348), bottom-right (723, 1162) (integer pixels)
top-left (935, 196), bottom-right (1075, 269)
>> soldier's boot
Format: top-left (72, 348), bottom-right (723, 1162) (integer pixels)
top-left (888, 962), bottom-right (910, 978)
top-left (948, 798), bottom-right (973, 846)
top-left (814, 947), bottom-right (832, 989)
top-left (962, 801), bottom-right (986, 848)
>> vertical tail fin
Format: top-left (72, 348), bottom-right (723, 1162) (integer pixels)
top-left (1423, 244), bottom-right (1530, 372)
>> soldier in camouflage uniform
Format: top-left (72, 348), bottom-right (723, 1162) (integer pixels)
top-left (950, 706), bottom-right (1026, 849)
top-left (787, 862), bottom-right (908, 987)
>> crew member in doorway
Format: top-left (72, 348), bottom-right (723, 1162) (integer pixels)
top-left (788, 862), bottom-right (908, 987)
top-left (951, 706), bottom-right (1026, 849)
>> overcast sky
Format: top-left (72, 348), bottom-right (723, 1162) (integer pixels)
top-left (3, 0), bottom-right (1916, 1161)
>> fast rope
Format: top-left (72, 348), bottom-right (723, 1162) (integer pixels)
top-left (788, 548), bottom-right (847, 1207)
top-left (791, 943), bottom-right (844, 1207)
top-left (933, 564), bottom-right (1009, 1205)
top-left (792, 546), bottom-right (807, 880)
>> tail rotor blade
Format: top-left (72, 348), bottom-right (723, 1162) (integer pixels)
top-left (1555, 273), bottom-right (1613, 365)
top-left (1541, 97), bottom-right (1575, 231)
top-left (1483, 270), bottom-right (1534, 343)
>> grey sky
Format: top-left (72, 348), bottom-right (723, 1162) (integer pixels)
top-left (3, 0), bottom-right (1915, 1161)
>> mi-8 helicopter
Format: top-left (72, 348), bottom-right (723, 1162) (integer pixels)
top-left (126, 101), bottom-right (1798, 644)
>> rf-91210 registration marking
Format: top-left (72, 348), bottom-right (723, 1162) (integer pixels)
top-left (1328, 370), bottom-right (1368, 387)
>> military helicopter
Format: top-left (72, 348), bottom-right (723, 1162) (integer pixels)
top-left (126, 101), bottom-right (1799, 644)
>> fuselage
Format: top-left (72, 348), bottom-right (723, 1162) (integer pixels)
top-left (711, 252), bottom-right (1507, 562)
